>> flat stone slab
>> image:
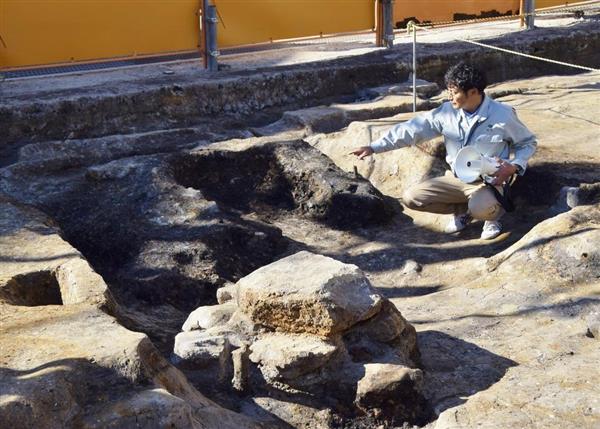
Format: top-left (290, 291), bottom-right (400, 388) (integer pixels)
top-left (249, 333), bottom-right (338, 382)
top-left (237, 251), bottom-right (383, 336)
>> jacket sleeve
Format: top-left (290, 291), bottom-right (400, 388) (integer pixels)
top-left (369, 106), bottom-right (443, 154)
top-left (506, 108), bottom-right (537, 175)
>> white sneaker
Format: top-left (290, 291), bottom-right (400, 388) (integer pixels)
top-left (445, 213), bottom-right (473, 233)
top-left (481, 220), bottom-right (502, 240)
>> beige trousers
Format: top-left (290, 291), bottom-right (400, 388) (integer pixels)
top-left (402, 171), bottom-right (504, 221)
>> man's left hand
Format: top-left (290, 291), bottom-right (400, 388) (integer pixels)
top-left (490, 159), bottom-right (517, 185)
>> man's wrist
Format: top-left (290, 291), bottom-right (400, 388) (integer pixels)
top-left (511, 163), bottom-right (523, 175)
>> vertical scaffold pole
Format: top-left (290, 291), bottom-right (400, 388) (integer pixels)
top-left (383, 0), bottom-right (394, 48)
top-left (199, 0), bottom-right (208, 68)
top-left (376, 0), bottom-right (394, 48)
top-left (206, 4), bottom-right (219, 72)
top-left (525, 0), bottom-right (536, 30)
top-left (376, 0), bottom-right (383, 47)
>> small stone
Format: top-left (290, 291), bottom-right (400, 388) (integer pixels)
top-left (549, 186), bottom-right (580, 214)
top-left (402, 259), bottom-right (422, 275)
top-left (586, 312), bottom-right (600, 339)
top-left (181, 302), bottom-right (236, 332)
top-left (172, 331), bottom-right (231, 369)
top-left (231, 344), bottom-right (250, 392)
top-left (216, 283), bottom-right (239, 305)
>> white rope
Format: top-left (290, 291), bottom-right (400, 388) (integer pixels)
top-left (412, 23), bottom-right (600, 73)
top-left (398, 1), bottom-right (600, 30)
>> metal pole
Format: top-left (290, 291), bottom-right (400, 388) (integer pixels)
top-left (199, 0), bottom-right (208, 68)
top-left (383, 0), bottom-right (394, 48)
top-left (525, 0), bottom-right (535, 30)
top-left (408, 22), bottom-right (417, 113)
top-left (375, 0), bottom-right (383, 47)
top-left (206, 4), bottom-right (219, 72)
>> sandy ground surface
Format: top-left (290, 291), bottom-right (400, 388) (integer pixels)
top-left (219, 15), bottom-right (585, 69)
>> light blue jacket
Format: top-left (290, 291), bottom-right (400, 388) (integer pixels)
top-left (370, 95), bottom-right (537, 175)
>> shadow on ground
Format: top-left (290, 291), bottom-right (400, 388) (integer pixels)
top-left (417, 330), bottom-right (517, 418)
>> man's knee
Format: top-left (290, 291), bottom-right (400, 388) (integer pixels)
top-left (468, 188), bottom-right (503, 220)
top-left (402, 186), bottom-right (424, 210)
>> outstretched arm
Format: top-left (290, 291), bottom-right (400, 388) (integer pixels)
top-left (370, 108), bottom-right (443, 154)
top-left (349, 146), bottom-right (374, 159)
top-left (350, 106), bottom-right (444, 159)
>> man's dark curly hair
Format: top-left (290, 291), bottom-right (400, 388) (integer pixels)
top-left (444, 62), bottom-right (487, 93)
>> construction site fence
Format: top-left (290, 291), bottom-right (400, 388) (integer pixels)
top-left (0, 0), bottom-right (593, 70)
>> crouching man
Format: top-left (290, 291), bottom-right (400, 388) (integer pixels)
top-left (351, 62), bottom-right (537, 240)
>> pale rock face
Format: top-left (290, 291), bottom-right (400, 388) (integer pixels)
top-left (182, 302), bottom-right (237, 332)
top-left (345, 299), bottom-right (410, 344)
top-left (237, 251), bottom-right (383, 336)
top-left (249, 333), bottom-right (338, 382)
top-left (77, 388), bottom-right (196, 429)
top-left (587, 312), bottom-right (600, 339)
top-left (173, 330), bottom-right (232, 368)
top-left (486, 205), bottom-right (600, 285)
top-left (54, 257), bottom-right (114, 307)
top-left (216, 282), bottom-right (239, 304)
top-left (355, 363), bottom-right (426, 421)
top-left (0, 304), bottom-right (260, 429)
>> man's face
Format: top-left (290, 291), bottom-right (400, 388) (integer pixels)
top-left (446, 85), bottom-right (478, 110)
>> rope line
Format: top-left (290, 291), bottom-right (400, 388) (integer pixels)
top-left (411, 22), bottom-right (600, 73)
top-left (395, 0), bottom-right (600, 30)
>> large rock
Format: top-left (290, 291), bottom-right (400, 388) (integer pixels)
top-left (173, 331), bottom-right (232, 368)
top-left (237, 251), bottom-right (383, 336)
top-left (486, 205), bottom-right (600, 285)
top-left (249, 333), bottom-right (338, 383)
top-left (343, 300), bottom-right (420, 365)
top-left (175, 251), bottom-right (423, 426)
top-left (355, 363), bottom-right (426, 423)
top-left (0, 304), bottom-right (261, 429)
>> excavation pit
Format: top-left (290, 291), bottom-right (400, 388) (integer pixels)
top-left (1, 271), bottom-right (63, 307)
top-left (170, 140), bottom-right (394, 230)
